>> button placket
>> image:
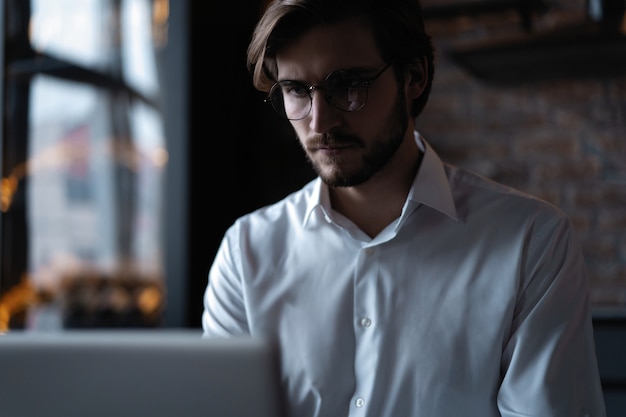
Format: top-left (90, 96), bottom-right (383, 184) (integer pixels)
top-left (351, 245), bottom-right (378, 417)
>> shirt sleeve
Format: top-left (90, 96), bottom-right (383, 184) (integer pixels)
top-left (497, 214), bottom-right (606, 417)
top-left (202, 222), bottom-right (250, 337)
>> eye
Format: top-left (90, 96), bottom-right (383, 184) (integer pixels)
top-left (279, 81), bottom-right (310, 98)
top-left (326, 71), bottom-right (364, 95)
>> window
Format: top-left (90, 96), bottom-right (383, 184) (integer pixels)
top-left (0, 0), bottom-right (169, 330)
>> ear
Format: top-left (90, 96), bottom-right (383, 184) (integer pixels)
top-left (405, 57), bottom-right (428, 99)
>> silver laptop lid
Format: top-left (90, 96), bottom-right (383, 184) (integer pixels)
top-left (0, 330), bottom-right (286, 417)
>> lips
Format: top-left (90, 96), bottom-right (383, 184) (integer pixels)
top-left (310, 142), bottom-right (353, 158)
top-left (319, 143), bottom-right (351, 151)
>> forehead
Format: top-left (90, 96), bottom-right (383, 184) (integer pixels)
top-left (275, 17), bottom-right (382, 81)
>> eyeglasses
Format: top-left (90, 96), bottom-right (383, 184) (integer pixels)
top-left (265, 63), bottom-right (392, 121)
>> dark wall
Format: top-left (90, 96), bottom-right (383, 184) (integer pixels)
top-left (593, 318), bottom-right (626, 416)
top-left (186, 1), bottom-right (315, 327)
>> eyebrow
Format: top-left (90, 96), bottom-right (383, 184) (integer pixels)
top-left (277, 65), bottom-right (383, 83)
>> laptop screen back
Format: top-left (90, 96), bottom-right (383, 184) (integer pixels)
top-left (0, 330), bottom-right (286, 417)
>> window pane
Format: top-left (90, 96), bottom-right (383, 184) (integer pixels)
top-left (30, 0), bottom-right (113, 71)
top-left (23, 75), bottom-right (166, 329)
top-left (121, 0), bottom-right (161, 96)
top-left (30, 0), bottom-right (160, 96)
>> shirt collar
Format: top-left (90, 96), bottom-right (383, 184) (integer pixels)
top-left (302, 178), bottom-right (328, 227)
top-left (408, 132), bottom-right (458, 221)
top-left (303, 131), bottom-right (458, 227)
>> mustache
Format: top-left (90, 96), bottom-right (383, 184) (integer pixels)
top-left (307, 132), bottom-right (363, 147)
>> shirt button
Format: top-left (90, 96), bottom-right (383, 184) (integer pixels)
top-left (355, 397), bottom-right (365, 408)
top-left (359, 317), bottom-right (372, 328)
top-left (364, 248), bottom-right (375, 256)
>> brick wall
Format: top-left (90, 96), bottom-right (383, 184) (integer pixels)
top-left (417, 0), bottom-right (626, 313)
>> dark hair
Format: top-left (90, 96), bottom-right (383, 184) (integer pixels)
top-left (247, 0), bottom-right (435, 118)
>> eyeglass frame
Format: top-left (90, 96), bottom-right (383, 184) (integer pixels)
top-left (264, 62), bottom-right (392, 121)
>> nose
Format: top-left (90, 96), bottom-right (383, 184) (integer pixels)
top-left (307, 89), bottom-right (341, 134)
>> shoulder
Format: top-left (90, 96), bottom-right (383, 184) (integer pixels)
top-left (443, 165), bottom-right (586, 286)
top-left (444, 164), bottom-right (578, 256)
top-left (446, 164), bottom-right (568, 223)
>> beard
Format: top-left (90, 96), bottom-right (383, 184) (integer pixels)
top-left (302, 90), bottom-right (409, 188)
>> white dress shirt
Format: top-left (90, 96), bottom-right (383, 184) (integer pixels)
top-left (203, 132), bottom-right (606, 417)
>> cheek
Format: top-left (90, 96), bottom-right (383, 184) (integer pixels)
top-left (290, 121), bottom-right (308, 140)
top-left (358, 89), bottom-right (399, 125)
top-left (363, 79), bottom-right (400, 115)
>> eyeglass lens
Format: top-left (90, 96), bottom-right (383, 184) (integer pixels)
top-left (269, 69), bottom-right (369, 120)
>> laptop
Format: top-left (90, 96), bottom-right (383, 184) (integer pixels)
top-left (0, 329), bottom-right (286, 417)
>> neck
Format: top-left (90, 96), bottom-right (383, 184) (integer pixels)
top-left (329, 132), bottom-right (423, 238)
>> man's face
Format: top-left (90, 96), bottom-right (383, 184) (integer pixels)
top-left (274, 18), bottom-right (413, 188)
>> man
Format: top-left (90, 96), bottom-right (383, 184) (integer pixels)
top-left (202, 0), bottom-right (607, 416)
